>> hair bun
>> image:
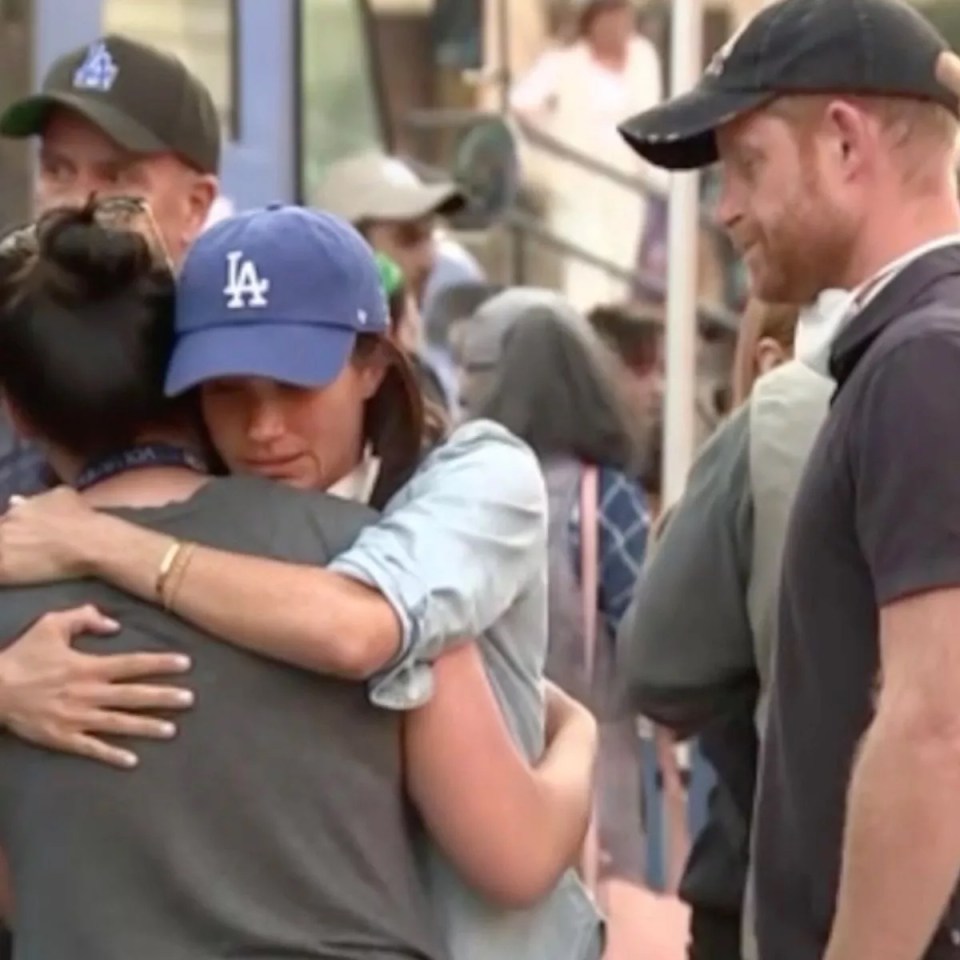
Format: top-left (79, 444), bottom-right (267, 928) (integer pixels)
top-left (36, 202), bottom-right (157, 297)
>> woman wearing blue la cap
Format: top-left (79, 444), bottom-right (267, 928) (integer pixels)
top-left (0, 205), bottom-right (604, 960)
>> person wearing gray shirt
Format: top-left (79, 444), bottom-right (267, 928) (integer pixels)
top-left (0, 204), bottom-right (447, 960)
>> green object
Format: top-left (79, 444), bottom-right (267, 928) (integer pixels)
top-left (375, 253), bottom-right (405, 297)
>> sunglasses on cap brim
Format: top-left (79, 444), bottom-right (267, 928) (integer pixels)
top-left (0, 195), bottom-right (174, 273)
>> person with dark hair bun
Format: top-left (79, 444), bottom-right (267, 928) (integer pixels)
top-left (0, 201), bottom-right (195, 468)
top-left (0, 202), bottom-right (601, 960)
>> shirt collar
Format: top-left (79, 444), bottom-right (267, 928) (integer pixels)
top-left (328, 447), bottom-right (381, 504)
top-left (797, 234), bottom-right (960, 378)
top-left (830, 241), bottom-right (960, 387)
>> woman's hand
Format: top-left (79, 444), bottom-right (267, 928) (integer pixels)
top-left (0, 487), bottom-right (100, 584)
top-left (0, 606), bottom-right (194, 769)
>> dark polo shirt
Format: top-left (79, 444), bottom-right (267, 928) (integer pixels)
top-left (754, 244), bottom-right (960, 960)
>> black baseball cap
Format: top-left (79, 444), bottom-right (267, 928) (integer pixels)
top-left (0, 35), bottom-right (220, 174)
top-left (619, 0), bottom-right (960, 171)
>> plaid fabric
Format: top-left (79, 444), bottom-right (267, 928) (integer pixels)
top-left (570, 465), bottom-right (651, 635)
top-left (0, 430), bottom-right (55, 507)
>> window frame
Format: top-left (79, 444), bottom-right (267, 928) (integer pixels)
top-left (293, 0), bottom-right (390, 203)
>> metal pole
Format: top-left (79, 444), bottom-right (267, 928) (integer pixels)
top-left (492, 0), bottom-right (525, 284)
top-left (663, 0), bottom-right (703, 505)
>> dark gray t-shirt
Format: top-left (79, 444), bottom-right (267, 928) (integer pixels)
top-left (0, 475), bottom-right (445, 960)
top-left (754, 246), bottom-right (960, 960)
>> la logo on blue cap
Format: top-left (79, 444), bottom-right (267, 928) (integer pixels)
top-left (224, 250), bottom-right (270, 309)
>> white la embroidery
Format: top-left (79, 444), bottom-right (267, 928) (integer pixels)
top-left (224, 250), bottom-right (270, 309)
top-left (73, 41), bottom-right (119, 92)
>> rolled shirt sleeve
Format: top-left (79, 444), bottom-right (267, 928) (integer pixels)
top-left (330, 420), bottom-right (548, 710)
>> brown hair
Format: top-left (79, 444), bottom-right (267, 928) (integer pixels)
top-left (731, 300), bottom-right (799, 406)
top-left (586, 302), bottom-right (664, 372)
top-left (354, 334), bottom-right (448, 508)
top-left (0, 201), bottom-right (203, 461)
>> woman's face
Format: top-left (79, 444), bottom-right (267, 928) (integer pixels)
top-left (200, 355), bottom-right (386, 491)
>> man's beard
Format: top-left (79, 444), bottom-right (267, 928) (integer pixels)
top-left (750, 184), bottom-right (854, 305)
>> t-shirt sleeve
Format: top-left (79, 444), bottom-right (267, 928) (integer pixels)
top-left (853, 330), bottom-right (960, 605)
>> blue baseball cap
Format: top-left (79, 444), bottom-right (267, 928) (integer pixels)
top-left (165, 205), bottom-right (389, 396)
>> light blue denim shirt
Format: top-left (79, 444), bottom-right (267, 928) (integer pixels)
top-left (330, 419), bottom-right (602, 960)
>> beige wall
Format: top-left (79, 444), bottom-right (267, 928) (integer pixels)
top-left (720, 0), bottom-right (779, 25)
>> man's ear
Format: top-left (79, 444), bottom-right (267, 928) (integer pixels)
top-left (183, 174), bottom-right (219, 243)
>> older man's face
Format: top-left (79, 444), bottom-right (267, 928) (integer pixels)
top-left (36, 109), bottom-right (216, 266)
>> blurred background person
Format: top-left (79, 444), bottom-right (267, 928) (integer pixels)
top-left (586, 301), bottom-right (664, 512)
top-left (510, 0), bottom-right (663, 310)
top-left (460, 288), bottom-right (669, 959)
top-left (315, 149), bottom-right (487, 415)
top-left (618, 300), bottom-right (831, 960)
top-left (314, 149), bottom-right (484, 309)
top-left (421, 280), bottom-right (503, 415)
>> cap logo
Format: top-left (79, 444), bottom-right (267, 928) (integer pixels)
top-left (73, 40), bottom-right (119, 92)
top-left (705, 17), bottom-right (752, 79)
top-left (224, 250), bottom-right (270, 309)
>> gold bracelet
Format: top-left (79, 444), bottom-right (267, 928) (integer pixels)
top-left (163, 542), bottom-right (196, 611)
top-left (155, 540), bottom-right (184, 604)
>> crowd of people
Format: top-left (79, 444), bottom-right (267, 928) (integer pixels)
top-left (0, 0), bottom-right (959, 959)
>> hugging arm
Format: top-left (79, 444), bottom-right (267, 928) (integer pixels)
top-left (404, 642), bottom-right (596, 907)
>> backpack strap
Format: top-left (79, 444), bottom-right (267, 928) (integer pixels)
top-left (580, 464), bottom-right (600, 678)
top-left (578, 464), bottom-right (601, 897)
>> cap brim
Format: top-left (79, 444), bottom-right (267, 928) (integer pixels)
top-left (618, 86), bottom-right (773, 171)
top-left (363, 183), bottom-right (466, 222)
top-left (0, 92), bottom-right (168, 156)
top-left (164, 322), bottom-right (356, 397)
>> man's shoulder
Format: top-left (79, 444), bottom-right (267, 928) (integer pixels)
top-left (748, 361), bottom-right (831, 455)
top-left (751, 358), bottom-right (832, 399)
top-left (866, 300), bottom-right (960, 370)
top-left (834, 301), bottom-right (960, 424)
top-left (157, 476), bottom-right (378, 564)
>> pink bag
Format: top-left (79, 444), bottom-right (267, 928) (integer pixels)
top-left (577, 465), bottom-right (690, 959)
top-left (578, 465), bottom-right (601, 895)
